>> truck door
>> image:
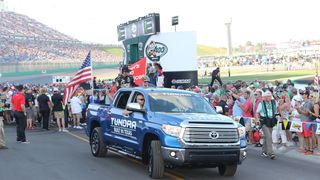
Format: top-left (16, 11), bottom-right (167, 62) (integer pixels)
top-left (127, 91), bottom-right (148, 153)
top-left (108, 91), bottom-right (137, 149)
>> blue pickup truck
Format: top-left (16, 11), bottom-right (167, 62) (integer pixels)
top-left (86, 87), bottom-right (247, 179)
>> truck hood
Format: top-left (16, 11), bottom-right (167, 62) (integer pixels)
top-left (153, 112), bottom-right (235, 126)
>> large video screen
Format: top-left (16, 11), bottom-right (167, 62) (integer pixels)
top-left (117, 14), bottom-right (160, 41)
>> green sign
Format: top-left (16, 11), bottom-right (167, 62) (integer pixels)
top-left (172, 16), bottom-right (179, 26)
top-left (117, 13), bottom-right (160, 41)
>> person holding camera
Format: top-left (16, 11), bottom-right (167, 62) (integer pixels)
top-left (255, 91), bottom-right (278, 159)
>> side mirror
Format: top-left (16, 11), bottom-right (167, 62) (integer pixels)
top-left (215, 106), bottom-right (223, 114)
top-left (126, 103), bottom-right (146, 113)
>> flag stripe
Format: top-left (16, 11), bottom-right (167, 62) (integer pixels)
top-left (75, 67), bottom-right (92, 76)
top-left (68, 73), bottom-right (92, 86)
top-left (63, 51), bottom-right (92, 104)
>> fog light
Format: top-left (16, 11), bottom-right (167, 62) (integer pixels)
top-left (170, 151), bottom-right (176, 157)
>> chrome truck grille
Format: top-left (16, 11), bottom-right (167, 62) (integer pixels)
top-left (183, 127), bottom-right (239, 143)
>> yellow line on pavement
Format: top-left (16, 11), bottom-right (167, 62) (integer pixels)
top-left (164, 172), bottom-right (184, 180)
top-left (67, 131), bottom-right (184, 180)
top-left (66, 131), bottom-right (89, 143)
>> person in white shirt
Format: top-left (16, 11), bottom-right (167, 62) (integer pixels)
top-left (70, 96), bottom-right (82, 129)
top-left (290, 88), bottom-right (301, 108)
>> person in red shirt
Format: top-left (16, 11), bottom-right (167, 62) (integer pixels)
top-left (11, 85), bottom-right (29, 143)
top-left (253, 89), bottom-right (263, 117)
top-left (238, 90), bottom-right (253, 144)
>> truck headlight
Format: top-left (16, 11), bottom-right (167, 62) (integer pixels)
top-left (238, 126), bottom-right (246, 138)
top-left (162, 124), bottom-right (182, 137)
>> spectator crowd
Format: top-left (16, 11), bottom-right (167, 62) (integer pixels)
top-left (1, 75), bottom-right (320, 157)
top-left (0, 11), bottom-right (121, 64)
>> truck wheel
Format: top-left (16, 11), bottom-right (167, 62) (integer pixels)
top-left (218, 164), bottom-right (237, 176)
top-left (90, 127), bottom-right (107, 157)
top-left (147, 140), bottom-right (164, 179)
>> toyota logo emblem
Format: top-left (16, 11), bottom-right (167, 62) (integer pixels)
top-left (209, 131), bottom-right (219, 139)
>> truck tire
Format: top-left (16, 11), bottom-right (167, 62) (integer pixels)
top-left (218, 164), bottom-right (237, 176)
top-left (90, 127), bottom-right (107, 157)
top-left (148, 140), bottom-right (164, 179)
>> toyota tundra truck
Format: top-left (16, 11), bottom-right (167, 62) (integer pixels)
top-left (86, 87), bottom-right (247, 179)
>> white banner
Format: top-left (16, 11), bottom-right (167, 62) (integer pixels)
top-left (156, 76), bottom-right (164, 87)
top-left (144, 32), bottom-right (197, 72)
top-left (290, 121), bottom-right (302, 132)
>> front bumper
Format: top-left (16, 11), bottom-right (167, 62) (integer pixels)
top-left (161, 146), bottom-right (247, 167)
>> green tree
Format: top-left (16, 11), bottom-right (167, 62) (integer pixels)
top-left (256, 43), bottom-right (262, 52)
top-left (246, 41), bottom-right (252, 46)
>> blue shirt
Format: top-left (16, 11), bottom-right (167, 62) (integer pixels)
top-left (232, 96), bottom-right (246, 117)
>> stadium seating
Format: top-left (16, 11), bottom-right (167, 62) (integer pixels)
top-left (0, 11), bottom-right (121, 63)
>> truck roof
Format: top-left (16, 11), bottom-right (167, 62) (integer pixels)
top-left (118, 87), bottom-right (198, 95)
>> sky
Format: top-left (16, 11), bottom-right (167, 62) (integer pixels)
top-left (3, 0), bottom-right (320, 47)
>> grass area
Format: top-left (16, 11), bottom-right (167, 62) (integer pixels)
top-left (197, 44), bottom-right (227, 56)
top-left (198, 70), bottom-right (314, 84)
top-left (103, 45), bottom-right (228, 57)
top-left (104, 47), bottom-right (123, 57)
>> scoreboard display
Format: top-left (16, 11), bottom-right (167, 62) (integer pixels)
top-left (117, 13), bottom-right (160, 41)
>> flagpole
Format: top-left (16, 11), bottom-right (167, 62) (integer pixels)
top-left (90, 50), bottom-right (94, 99)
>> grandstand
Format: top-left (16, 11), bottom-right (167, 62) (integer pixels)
top-left (0, 11), bottom-right (122, 64)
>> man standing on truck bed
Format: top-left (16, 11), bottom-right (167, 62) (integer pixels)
top-left (115, 66), bottom-right (135, 90)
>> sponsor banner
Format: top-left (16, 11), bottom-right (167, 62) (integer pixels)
top-left (289, 121), bottom-right (302, 132)
top-left (129, 57), bottom-right (147, 85)
top-left (163, 70), bottom-right (198, 88)
top-left (145, 41), bottom-right (168, 62)
top-left (171, 79), bottom-right (191, 84)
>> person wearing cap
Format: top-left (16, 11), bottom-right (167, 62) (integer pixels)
top-left (140, 75), bottom-right (155, 88)
top-left (296, 90), bottom-right (314, 155)
top-left (255, 90), bottom-right (278, 159)
top-left (25, 89), bottom-right (35, 129)
top-left (290, 88), bottom-right (301, 109)
top-left (51, 88), bottom-right (67, 132)
top-left (115, 66), bottom-right (135, 90)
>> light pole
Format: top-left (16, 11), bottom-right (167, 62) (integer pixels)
top-left (225, 18), bottom-right (233, 57)
top-left (225, 18), bottom-right (233, 78)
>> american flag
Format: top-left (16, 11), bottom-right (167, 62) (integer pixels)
top-left (63, 51), bottom-right (92, 104)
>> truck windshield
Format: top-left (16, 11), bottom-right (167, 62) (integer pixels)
top-left (148, 92), bottom-right (217, 114)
